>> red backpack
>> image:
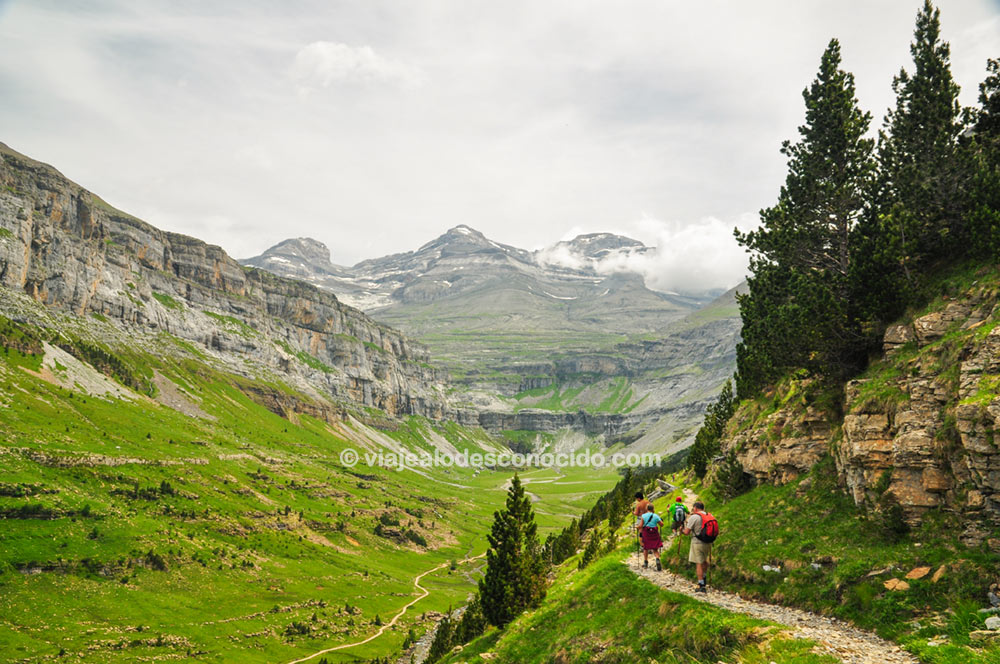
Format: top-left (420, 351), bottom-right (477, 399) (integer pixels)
top-left (695, 512), bottom-right (719, 543)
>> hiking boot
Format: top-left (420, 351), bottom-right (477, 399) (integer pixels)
top-left (694, 585), bottom-right (707, 594)
top-left (643, 560), bottom-right (648, 569)
top-left (655, 559), bottom-right (662, 571)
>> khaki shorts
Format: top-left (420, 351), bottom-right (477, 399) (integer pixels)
top-left (688, 538), bottom-right (712, 564)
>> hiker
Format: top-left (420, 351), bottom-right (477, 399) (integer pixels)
top-left (681, 501), bottom-right (718, 593)
top-left (639, 504), bottom-right (663, 570)
top-left (669, 496), bottom-right (688, 535)
top-left (633, 491), bottom-right (649, 521)
top-left (632, 491), bottom-right (649, 548)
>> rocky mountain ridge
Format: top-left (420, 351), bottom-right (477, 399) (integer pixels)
top-left (0, 142), bottom-right (449, 419)
top-left (246, 226), bottom-right (745, 450)
top-left (242, 225), bottom-right (708, 314)
top-left (0, 141), bottom-right (741, 453)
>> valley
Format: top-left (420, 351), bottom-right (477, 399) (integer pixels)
top-left (243, 227), bottom-right (742, 454)
top-left (0, 142), bottom-right (641, 663)
top-left (3, 1), bottom-right (1000, 663)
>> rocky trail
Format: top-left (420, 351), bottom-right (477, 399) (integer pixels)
top-left (627, 487), bottom-right (917, 664)
top-left (627, 554), bottom-right (918, 663)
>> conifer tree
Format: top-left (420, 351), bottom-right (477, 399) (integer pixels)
top-left (967, 59), bottom-right (1000, 257)
top-left (687, 380), bottom-right (734, 477)
top-left (478, 474), bottom-right (546, 628)
top-left (976, 59), bottom-right (1000, 142)
top-left (735, 39), bottom-right (875, 396)
top-left (875, 0), bottom-right (965, 275)
top-left (453, 594), bottom-right (487, 644)
top-left (425, 612), bottom-right (454, 663)
top-left (577, 528), bottom-right (602, 570)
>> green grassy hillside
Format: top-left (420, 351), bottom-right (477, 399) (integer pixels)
top-left (659, 465), bottom-right (1000, 664)
top-left (434, 459), bottom-right (999, 664)
top-left (0, 315), bottom-right (620, 663)
top-left (438, 548), bottom-right (838, 664)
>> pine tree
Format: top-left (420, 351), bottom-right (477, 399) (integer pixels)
top-left (478, 474), bottom-right (546, 628)
top-left (688, 380), bottom-right (735, 477)
top-left (735, 38), bottom-right (875, 396)
top-left (976, 59), bottom-right (1000, 142)
top-left (425, 612), bottom-right (454, 663)
top-left (967, 59), bottom-right (1000, 257)
top-left (876, 0), bottom-right (966, 274)
top-left (452, 594), bottom-right (487, 645)
top-left (577, 528), bottom-right (602, 570)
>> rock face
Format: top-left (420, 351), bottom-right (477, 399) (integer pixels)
top-left (0, 141), bottom-right (741, 451)
top-left (723, 283), bottom-right (1000, 527)
top-left (837, 294), bottom-right (1000, 531)
top-left (242, 227), bottom-right (718, 392)
top-left (0, 142), bottom-right (448, 418)
top-left (724, 394), bottom-right (833, 485)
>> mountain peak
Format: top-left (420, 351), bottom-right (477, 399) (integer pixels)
top-left (241, 237), bottom-right (351, 279)
top-left (445, 224), bottom-right (484, 237)
top-left (558, 233), bottom-right (646, 258)
top-left (266, 237), bottom-right (332, 264)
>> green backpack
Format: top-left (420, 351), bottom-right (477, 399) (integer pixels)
top-left (672, 503), bottom-right (687, 524)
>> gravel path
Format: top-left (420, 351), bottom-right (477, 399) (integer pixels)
top-left (626, 551), bottom-right (918, 664)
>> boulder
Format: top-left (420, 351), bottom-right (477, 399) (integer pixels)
top-left (883, 323), bottom-right (915, 353)
top-left (884, 578), bottom-right (909, 591)
top-left (913, 312), bottom-right (949, 344)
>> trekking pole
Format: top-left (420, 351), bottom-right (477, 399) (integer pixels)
top-left (633, 522), bottom-right (639, 563)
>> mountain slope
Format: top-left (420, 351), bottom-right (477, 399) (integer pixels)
top-left (244, 227), bottom-right (743, 450)
top-left (0, 142), bottom-right (632, 663)
top-left (0, 141), bottom-right (448, 419)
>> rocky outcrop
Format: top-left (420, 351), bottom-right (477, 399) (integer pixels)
top-left (836, 293), bottom-right (1000, 532)
top-left (479, 408), bottom-right (657, 438)
top-left (0, 142), bottom-right (448, 418)
top-left (722, 281), bottom-right (1000, 529)
top-left (724, 393), bottom-right (834, 485)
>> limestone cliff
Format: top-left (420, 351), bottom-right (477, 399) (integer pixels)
top-left (721, 271), bottom-right (1000, 535)
top-left (0, 142), bottom-right (448, 418)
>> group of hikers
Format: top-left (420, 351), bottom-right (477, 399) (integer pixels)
top-left (633, 492), bottom-right (718, 593)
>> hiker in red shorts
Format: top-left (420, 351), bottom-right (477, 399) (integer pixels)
top-left (639, 503), bottom-right (663, 570)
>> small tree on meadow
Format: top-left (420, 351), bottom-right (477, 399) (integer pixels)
top-left (479, 474), bottom-right (546, 628)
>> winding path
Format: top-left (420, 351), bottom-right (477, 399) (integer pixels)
top-left (627, 555), bottom-right (918, 664)
top-left (628, 488), bottom-right (917, 664)
top-left (286, 554), bottom-right (485, 664)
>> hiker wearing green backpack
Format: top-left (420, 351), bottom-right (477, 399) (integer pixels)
top-left (669, 496), bottom-right (688, 534)
top-left (682, 501), bottom-right (719, 593)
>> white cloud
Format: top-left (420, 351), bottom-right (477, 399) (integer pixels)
top-left (290, 41), bottom-right (424, 92)
top-left (537, 214), bottom-right (756, 294)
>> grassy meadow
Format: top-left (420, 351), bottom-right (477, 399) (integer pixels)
top-left (0, 325), bottom-right (620, 663)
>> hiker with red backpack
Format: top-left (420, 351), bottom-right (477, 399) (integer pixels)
top-left (638, 503), bottom-right (663, 570)
top-left (681, 501), bottom-right (718, 593)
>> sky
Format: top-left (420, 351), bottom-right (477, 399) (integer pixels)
top-left (0, 1), bottom-right (997, 294)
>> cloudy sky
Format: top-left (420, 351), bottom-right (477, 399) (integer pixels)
top-left (0, 1), bottom-right (997, 293)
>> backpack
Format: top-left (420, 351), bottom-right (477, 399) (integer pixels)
top-left (672, 504), bottom-right (687, 524)
top-left (641, 512), bottom-right (660, 531)
top-left (695, 512), bottom-right (719, 543)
